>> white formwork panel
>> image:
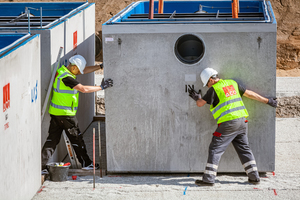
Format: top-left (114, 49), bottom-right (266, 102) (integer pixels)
top-left (0, 34), bottom-right (41, 200)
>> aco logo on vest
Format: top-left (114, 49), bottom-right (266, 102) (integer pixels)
top-left (222, 85), bottom-right (237, 97)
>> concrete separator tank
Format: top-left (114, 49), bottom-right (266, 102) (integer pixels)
top-left (0, 33), bottom-right (41, 200)
top-left (103, 0), bottom-right (277, 173)
top-left (0, 2), bottom-right (95, 163)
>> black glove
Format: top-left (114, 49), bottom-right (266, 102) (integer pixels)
top-left (267, 98), bottom-right (277, 108)
top-left (188, 86), bottom-right (201, 102)
top-left (100, 78), bottom-right (113, 90)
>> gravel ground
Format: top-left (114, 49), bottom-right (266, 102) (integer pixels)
top-left (32, 117), bottom-right (300, 200)
top-left (33, 172), bottom-right (300, 200)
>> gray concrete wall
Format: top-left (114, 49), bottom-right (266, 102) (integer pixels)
top-left (0, 35), bottom-right (41, 199)
top-left (103, 23), bottom-right (277, 172)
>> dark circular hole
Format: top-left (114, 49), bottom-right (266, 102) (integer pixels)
top-left (175, 34), bottom-right (205, 64)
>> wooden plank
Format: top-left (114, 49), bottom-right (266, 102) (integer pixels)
top-left (93, 114), bottom-right (105, 122)
top-left (68, 169), bottom-right (107, 176)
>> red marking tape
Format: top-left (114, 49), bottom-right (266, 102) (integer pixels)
top-left (63, 162), bottom-right (71, 166)
top-left (273, 189), bottom-right (277, 195)
top-left (272, 172), bottom-right (275, 176)
top-left (37, 186), bottom-right (45, 193)
top-left (100, 187), bottom-right (122, 189)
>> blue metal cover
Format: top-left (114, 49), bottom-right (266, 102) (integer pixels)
top-left (0, 2), bottom-right (85, 16)
top-left (0, 33), bottom-right (38, 58)
top-left (0, 2), bottom-right (89, 30)
top-left (104, 0), bottom-right (275, 24)
top-left (0, 34), bottom-right (25, 49)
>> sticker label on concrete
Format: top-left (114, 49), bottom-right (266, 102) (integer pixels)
top-left (73, 31), bottom-right (77, 50)
top-left (3, 83), bottom-right (10, 131)
top-left (185, 74), bottom-right (196, 84)
top-left (31, 80), bottom-right (38, 103)
top-left (105, 37), bottom-right (114, 42)
top-left (3, 83), bottom-right (10, 112)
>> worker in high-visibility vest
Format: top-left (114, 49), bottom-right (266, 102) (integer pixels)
top-left (188, 68), bottom-right (277, 186)
top-left (41, 55), bottom-right (113, 174)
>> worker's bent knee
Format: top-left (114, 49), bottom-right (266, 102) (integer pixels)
top-left (68, 127), bottom-right (80, 137)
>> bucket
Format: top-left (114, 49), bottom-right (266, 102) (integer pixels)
top-left (46, 162), bottom-right (70, 182)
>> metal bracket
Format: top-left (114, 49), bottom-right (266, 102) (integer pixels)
top-left (170, 10), bottom-right (176, 19)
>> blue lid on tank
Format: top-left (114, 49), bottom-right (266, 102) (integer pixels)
top-left (0, 33), bottom-right (36, 57)
top-left (0, 2), bottom-right (89, 29)
top-left (104, 0), bottom-right (276, 25)
top-left (0, 34), bottom-right (25, 49)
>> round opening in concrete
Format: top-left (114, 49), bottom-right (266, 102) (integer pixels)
top-left (175, 34), bottom-right (205, 64)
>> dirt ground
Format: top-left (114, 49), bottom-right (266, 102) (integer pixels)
top-left (276, 96), bottom-right (300, 118)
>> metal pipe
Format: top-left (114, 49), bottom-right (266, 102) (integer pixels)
top-left (27, 8), bottom-right (31, 33)
top-left (148, 0), bottom-right (154, 19)
top-left (63, 21), bottom-right (66, 65)
top-left (231, 0), bottom-right (238, 19)
top-left (263, 0), bottom-right (271, 22)
top-left (158, 0), bottom-right (164, 14)
top-left (41, 47), bottom-right (63, 120)
top-left (98, 121), bottom-right (102, 178)
top-left (40, 7), bottom-right (42, 28)
top-left (93, 128), bottom-right (96, 189)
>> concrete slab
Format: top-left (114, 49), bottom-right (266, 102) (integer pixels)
top-left (276, 118), bottom-right (300, 173)
top-left (276, 77), bottom-right (300, 97)
top-left (32, 117), bottom-right (300, 200)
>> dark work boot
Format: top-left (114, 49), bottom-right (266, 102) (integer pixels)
top-left (248, 178), bottom-right (260, 185)
top-left (195, 179), bottom-right (214, 186)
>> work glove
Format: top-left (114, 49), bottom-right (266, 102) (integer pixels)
top-left (267, 98), bottom-right (277, 108)
top-left (188, 86), bottom-right (201, 102)
top-left (100, 78), bottom-right (113, 90)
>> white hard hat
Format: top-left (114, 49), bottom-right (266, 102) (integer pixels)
top-left (69, 55), bottom-right (86, 74)
top-left (200, 68), bottom-right (218, 87)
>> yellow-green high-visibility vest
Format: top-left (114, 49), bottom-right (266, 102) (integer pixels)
top-left (49, 65), bottom-right (79, 116)
top-left (210, 79), bottom-right (248, 124)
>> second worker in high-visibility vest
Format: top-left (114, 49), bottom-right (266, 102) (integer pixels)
top-left (41, 55), bottom-right (113, 174)
top-left (188, 68), bottom-right (277, 186)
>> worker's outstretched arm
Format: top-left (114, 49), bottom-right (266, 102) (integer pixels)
top-left (74, 84), bottom-right (102, 93)
top-left (243, 89), bottom-right (277, 107)
top-left (74, 78), bottom-right (113, 93)
top-left (83, 63), bottom-right (103, 74)
top-left (196, 99), bottom-right (207, 107)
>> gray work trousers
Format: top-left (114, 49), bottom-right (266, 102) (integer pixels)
top-left (202, 117), bottom-right (260, 183)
